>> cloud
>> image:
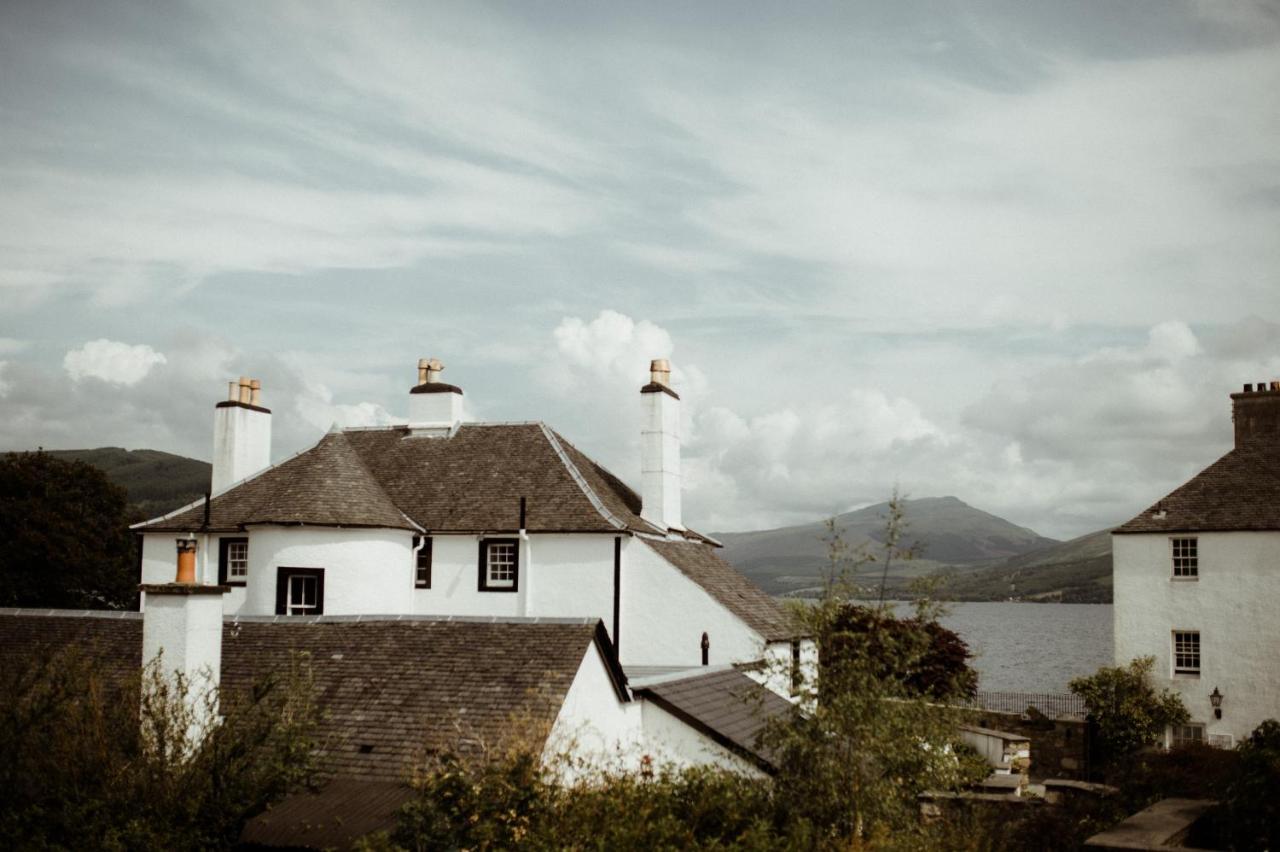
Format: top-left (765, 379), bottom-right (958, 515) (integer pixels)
top-left (0, 362), bottom-right (9, 398)
top-left (63, 339), bottom-right (167, 385)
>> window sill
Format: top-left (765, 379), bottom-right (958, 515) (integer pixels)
top-left (223, 581), bottom-right (247, 588)
top-left (1173, 671), bottom-right (1201, 678)
top-left (1170, 577), bottom-right (1199, 582)
top-left (415, 584), bottom-right (431, 590)
top-left (479, 585), bottom-right (518, 593)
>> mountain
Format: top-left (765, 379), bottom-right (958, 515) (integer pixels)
top-left (712, 496), bottom-right (1059, 597)
top-left (931, 528), bottom-right (1114, 603)
top-left (35, 448), bottom-right (210, 521)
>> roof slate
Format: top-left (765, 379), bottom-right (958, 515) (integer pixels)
top-left (644, 539), bottom-right (794, 642)
top-left (0, 611), bottom-right (605, 783)
top-left (636, 669), bottom-right (796, 771)
top-left (1115, 437), bottom-right (1280, 534)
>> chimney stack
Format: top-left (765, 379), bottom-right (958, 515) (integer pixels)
top-left (408, 357), bottom-right (463, 436)
top-left (212, 376), bottom-right (272, 493)
top-left (640, 358), bottom-right (682, 531)
top-left (1231, 381), bottom-right (1280, 448)
top-left (139, 535), bottom-right (229, 744)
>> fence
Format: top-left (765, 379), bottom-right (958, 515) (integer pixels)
top-left (966, 691), bottom-right (1088, 720)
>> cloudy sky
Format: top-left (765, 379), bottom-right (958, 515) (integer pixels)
top-left (2, 0), bottom-right (1277, 539)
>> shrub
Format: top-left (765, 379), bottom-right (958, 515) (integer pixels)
top-left (1068, 657), bottom-right (1188, 766)
top-left (1225, 718), bottom-right (1280, 851)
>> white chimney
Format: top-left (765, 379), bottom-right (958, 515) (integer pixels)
top-left (408, 357), bottom-right (464, 436)
top-left (140, 535), bottom-right (229, 743)
top-left (211, 376), bottom-right (271, 493)
top-left (641, 358), bottom-right (682, 531)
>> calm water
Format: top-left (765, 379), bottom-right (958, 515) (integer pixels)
top-left (932, 602), bottom-right (1113, 693)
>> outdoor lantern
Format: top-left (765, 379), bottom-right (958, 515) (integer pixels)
top-left (1209, 687), bottom-right (1223, 720)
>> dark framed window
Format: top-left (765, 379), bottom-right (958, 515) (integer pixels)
top-left (790, 639), bottom-right (802, 696)
top-left (413, 536), bottom-right (433, 589)
top-left (275, 567), bottom-right (324, 616)
top-left (478, 538), bottom-right (519, 592)
top-left (1173, 630), bottom-right (1200, 675)
top-left (218, 537), bottom-right (248, 586)
top-left (1171, 538), bottom-right (1198, 578)
top-left (1171, 723), bottom-right (1205, 749)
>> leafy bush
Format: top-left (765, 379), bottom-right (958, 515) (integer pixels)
top-left (1225, 718), bottom-right (1280, 851)
top-left (0, 645), bottom-right (320, 850)
top-left (0, 451), bottom-right (140, 609)
top-left (1068, 657), bottom-right (1188, 765)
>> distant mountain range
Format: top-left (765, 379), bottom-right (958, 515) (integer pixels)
top-left (34, 448), bottom-right (210, 522)
top-left (713, 496), bottom-right (1115, 603)
top-left (19, 449), bottom-right (1113, 602)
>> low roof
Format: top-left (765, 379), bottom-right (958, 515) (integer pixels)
top-left (240, 779), bottom-right (411, 850)
top-left (1114, 438), bottom-right (1280, 534)
top-left (634, 669), bottom-right (796, 772)
top-left (644, 539), bottom-right (795, 642)
top-left (136, 423), bottom-right (665, 536)
top-left (0, 610), bottom-right (623, 782)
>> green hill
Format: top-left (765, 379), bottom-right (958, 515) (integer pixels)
top-left (713, 496), bottom-right (1059, 597)
top-left (930, 528), bottom-right (1114, 603)
top-left (35, 448), bottom-right (210, 522)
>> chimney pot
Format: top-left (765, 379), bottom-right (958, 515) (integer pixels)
top-left (175, 535), bottom-right (198, 584)
top-left (227, 381), bottom-right (238, 401)
top-left (417, 358), bottom-right (429, 385)
top-left (425, 358), bottom-right (443, 383)
top-left (649, 358), bottom-right (671, 386)
top-left (238, 377), bottom-right (252, 405)
top-left (1272, 381), bottom-right (1280, 392)
top-left (250, 379), bottom-right (262, 407)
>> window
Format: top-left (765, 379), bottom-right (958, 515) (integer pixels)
top-left (1171, 723), bottom-right (1204, 749)
top-left (478, 539), bottom-right (518, 592)
top-left (413, 536), bottom-right (433, 589)
top-left (1173, 630), bottom-right (1200, 675)
top-left (790, 639), bottom-right (802, 696)
top-left (275, 568), bottom-right (324, 616)
top-left (218, 537), bottom-right (248, 586)
top-left (1171, 537), bottom-right (1198, 578)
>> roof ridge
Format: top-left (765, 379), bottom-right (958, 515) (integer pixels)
top-left (537, 423), bottom-right (629, 531)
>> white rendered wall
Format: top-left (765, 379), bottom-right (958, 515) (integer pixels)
top-left (620, 539), bottom-right (766, 669)
top-left (142, 590), bottom-right (225, 738)
top-left (640, 391), bottom-right (682, 530)
top-left (1113, 531), bottom-right (1280, 745)
top-left (240, 527), bottom-right (415, 616)
top-left (408, 391), bottom-right (463, 427)
top-left (640, 700), bottom-right (767, 778)
top-left (746, 639), bottom-right (819, 702)
top-left (211, 405), bottom-right (271, 494)
top-left (544, 642), bottom-right (644, 779)
top-left (415, 534), bottom-right (618, 627)
top-left (140, 533), bottom-right (249, 613)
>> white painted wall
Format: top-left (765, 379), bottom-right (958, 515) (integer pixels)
top-left (620, 539), bottom-right (766, 669)
top-left (414, 533), bottom-right (619, 625)
top-left (408, 390), bottom-right (463, 428)
top-left (544, 642), bottom-right (644, 779)
top-left (144, 528), bottom-right (416, 616)
top-left (1114, 531), bottom-right (1280, 745)
top-left (211, 404), bottom-right (271, 494)
top-left (640, 699), bottom-right (767, 778)
top-left (746, 639), bottom-right (819, 702)
top-left (141, 588), bottom-right (226, 739)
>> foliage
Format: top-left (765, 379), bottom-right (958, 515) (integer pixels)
top-left (1068, 657), bottom-right (1188, 764)
top-left (1106, 741), bottom-right (1239, 807)
top-left (0, 644), bottom-right (320, 850)
top-left (1224, 718), bottom-right (1280, 851)
top-left (0, 451), bottom-right (139, 609)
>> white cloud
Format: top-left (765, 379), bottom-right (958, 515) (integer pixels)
top-left (0, 361), bottom-right (9, 397)
top-left (63, 339), bottom-right (167, 385)
top-left (292, 378), bottom-right (396, 433)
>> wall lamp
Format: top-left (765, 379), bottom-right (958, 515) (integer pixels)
top-left (1209, 687), bottom-right (1223, 720)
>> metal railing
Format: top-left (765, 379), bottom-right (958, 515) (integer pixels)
top-left (965, 691), bottom-right (1088, 720)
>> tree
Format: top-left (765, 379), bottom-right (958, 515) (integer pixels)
top-left (0, 451), bottom-right (138, 609)
top-left (824, 604), bottom-right (979, 701)
top-left (1069, 657), bottom-right (1189, 765)
top-left (0, 643), bottom-right (319, 849)
top-left (1226, 719), bottom-right (1280, 851)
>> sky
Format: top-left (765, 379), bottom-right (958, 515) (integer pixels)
top-left (1, 0), bottom-right (1278, 539)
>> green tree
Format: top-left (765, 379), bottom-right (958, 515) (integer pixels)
top-left (1069, 656), bottom-right (1189, 765)
top-left (1226, 718), bottom-right (1280, 851)
top-left (0, 451), bottom-right (139, 609)
top-left (0, 644), bottom-right (319, 850)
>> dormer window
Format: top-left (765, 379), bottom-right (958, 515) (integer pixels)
top-left (478, 538), bottom-right (519, 592)
top-left (1171, 537), bottom-right (1198, 579)
top-left (218, 537), bottom-right (248, 586)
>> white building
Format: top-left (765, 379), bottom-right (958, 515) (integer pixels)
top-left (1113, 380), bottom-right (1280, 748)
top-left (134, 360), bottom-right (810, 688)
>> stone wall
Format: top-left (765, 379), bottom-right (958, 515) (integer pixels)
top-left (972, 709), bottom-right (1090, 779)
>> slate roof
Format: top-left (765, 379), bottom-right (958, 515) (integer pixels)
top-left (136, 423), bottom-right (661, 536)
top-left (0, 610), bottom-right (617, 782)
top-left (644, 539), bottom-right (795, 642)
top-left (240, 779), bottom-right (411, 850)
top-left (634, 669), bottom-right (796, 771)
top-left (1114, 437), bottom-right (1280, 534)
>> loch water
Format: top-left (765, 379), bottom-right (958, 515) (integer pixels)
top-left (932, 602), bottom-right (1113, 693)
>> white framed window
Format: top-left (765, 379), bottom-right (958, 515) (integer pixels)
top-left (1171, 537), bottom-right (1198, 578)
top-left (219, 536), bottom-right (249, 586)
top-left (1173, 630), bottom-right (1200, 675)
top-left (275, 567), bottom-right (324, 615)
top-left (1171, 723), bottom-right (1204, 749)
top-left (478, 539), bottom-right (518, 592)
